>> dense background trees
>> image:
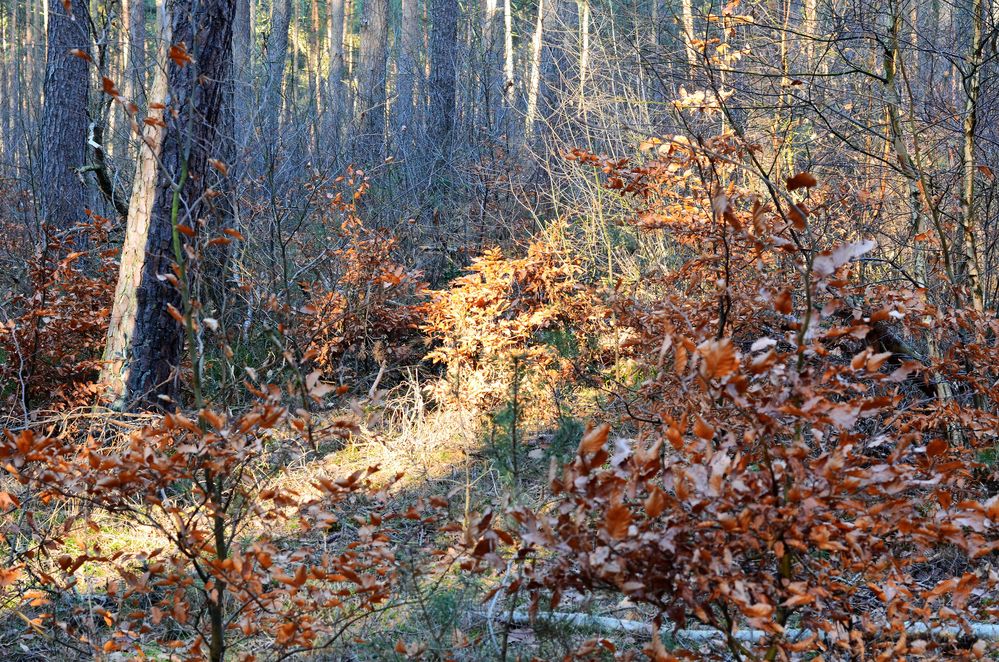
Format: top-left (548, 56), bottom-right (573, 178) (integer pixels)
top-left (3, 0), bottom-right (999, 659)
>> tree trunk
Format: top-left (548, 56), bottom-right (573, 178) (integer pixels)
top-left (395, 0), bottom-right (421, 141)
top-left (958, 0), bottom-right (985, 312)
top-left (39, 0), bottom-right (90, 232)
top-left (232, 0), bottom-right (252, 151)
top-left (525, 0), bottom-right (547, 140)
top-left (680, 0), bottom-right (697, 77)
top-left (577, 0), bottom-right (589, 111)
top-left (503, 0), bottom-right (514, 107)
top-left (358, 0), bottom-right (389, 161)
top-left (1, 3), bottom-right (10, 158)
top-left (428, 0), bottom-right (459, 154)
top-left (124, 0), bottom-right (146, 106)
top-left (480, 0), bottom-right (501, 130)
top-left (526, 0), bottom-right (575, 142)
top-left (310, 0), bottom-right (321, 122)
top-left (102, 0), bottom-right (235, 410)
top-left (262, 0), bottom-right (292, 143)
top-left (327, 0), bottom-right (346, 142)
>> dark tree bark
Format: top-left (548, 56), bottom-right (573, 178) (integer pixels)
top-left (40, 0), bottom-right (90, 231)
top-left (358, 0), bottom-right (389, 161)
top-left (326, 0), bottom-right (346, 142)
top-left (262, 0), bottom-right (292, 144)
top-left (394, 0), bottom-right (421, 145)
top-left (427, 0), bottom-right (459, 156)
top-left (102, 0), bottom-right (235, 410)
top-left (232, 0), bottom-right (252, 151)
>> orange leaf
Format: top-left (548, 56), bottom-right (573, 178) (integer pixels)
top-left (578, 422), bottom-right (610, 455)
top-left (926, 438), bottom-right (948, 458)
top-left (605, 501), bottom-right (632, 539)
top-left (698, 338), bottom-right (738, 380)
top-left (645, 485), bottom-right (668, 518)
top-left (693, 417), bottom-right (715, 441)
top-left (786, 172), bottom-right (818, 191)
top-left (774, 288), bottom-right (792, 314)
top-left (169, 43), bottom-right (194, 67)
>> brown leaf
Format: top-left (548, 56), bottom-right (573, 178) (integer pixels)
top-left (605, 501), bottom-right (632, 539)
top-left (579, 422), bottom-right (610, 455)
top-left (169, 42), bottom-right (194, 67)
top-left (786, 172), bottom-right (818, 190)
top-left (698, 338), bottom-right (738, 380)
top-left (926, 438), bottom-right (948, 458)
top-left (645, 485), bottom-right (668, 518)
top-left (774, 288), bottom-right (792, 314)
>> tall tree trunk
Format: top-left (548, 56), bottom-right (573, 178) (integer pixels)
top-left (232, 0), bottom-right (251, 151)
top-left (680, 0), bottom-right (697, 77)
top-left (525, 0), bottom-right (547, 140)
top-left (503, 0), bottom-right (514, 107)
top-left (40, 0), bottom-right (90, 232)
top-left (358, 0), bottom-right (389, 161)
top-left (481, 0), bottom-right (501, 131)
top-left (124, 0), bottom-right (146, 106)
top-left (262, 0), bottom-right (292, 144)
top-left (395, 0), bottom-right (421, 141)
top-left (958, 0), bottom-right (985, 311)
top-left (578, 0), bottom-right (589, 111)
top-left (310, 0), bottom-right (321, 122)
top-left (1, 3), bottom-right (10, 158)
top-left (11, 0), bottom-right (21, 168)
top-left (327, 0), bottom-right (346, 142)
top-left (102, 0), bottom-right (235, 410)
top-left (526, 0), bottom-right (575, 142)
top-left (428, 0), bottom-right (458, 154)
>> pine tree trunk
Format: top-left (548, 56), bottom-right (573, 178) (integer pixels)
top-left (428, 0), bottom-right (458, 154)
top-left (358, 0), bottom-right (389, 161)
top-left (233, 0), bottom-right (252, 151)
top-left (1, 3), bottom-right (11, 158)
top-left (503, 0), bottom-right (514, 108)
top-left (395, 0), bottom-right (421, 142)
top-left (40, 0), bottom-right (90, 232)
top-left (263, 0), bottom-right (292, 143)
top-left (102, 0), bottom-right (234, 410)
top-left (327, 0), bottom-right (346, 142)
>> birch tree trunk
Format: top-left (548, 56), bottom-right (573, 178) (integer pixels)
top-left (0, 4), bottom-right (8, 158)
top-left (525, 0), bottom-right (547, 140)
top-left (958, 0), bottom-right (985, 311)
top-left (102, 0), bottom-right (235, 409)
top-left (578, 0), bottom-right (589, 110)
top-left (40, 0), bottom-right (90, 232)
top-left (481, 0), bottom-right (501, 130)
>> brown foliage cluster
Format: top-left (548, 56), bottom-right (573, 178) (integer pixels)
top-left (464, 145), bottom-right (999, 659)
top-left (424, 239), bottom-right (606, 412)
top-left (292, 172), bottom-right (427, 380)
top-left (0, 214), bottom-right (117, 410)
top-left (0, 383), bottom-right (436, 659)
